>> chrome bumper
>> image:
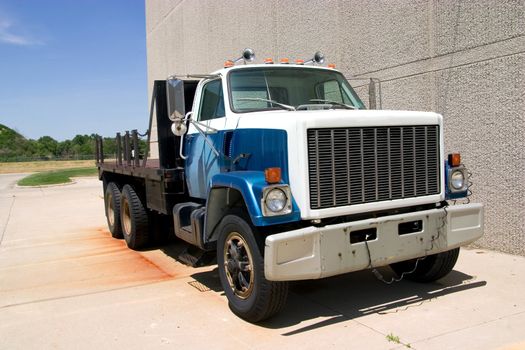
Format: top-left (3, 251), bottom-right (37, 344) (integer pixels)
top-left (264, 203), bottom-right (484, 281)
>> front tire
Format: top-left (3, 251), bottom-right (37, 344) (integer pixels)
top-left (390, 248), bottom-right (460, 282)
top-left (104, 182), bottom-right (123, 238)
top-left (120, 184), bottom-right (149, 250)
top-left (217, 215), bottom-right (288, 322)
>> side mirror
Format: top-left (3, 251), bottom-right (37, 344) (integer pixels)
top-left (166, 78), bottom-right (186, 122)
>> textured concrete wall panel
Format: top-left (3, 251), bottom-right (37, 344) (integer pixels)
top-left (434, 0), bottom-right (525, 56)
top-left (273, 1), bottom-right (341, 63)
top-left (165, 8), bottom-right (185, 75)
top-left (436, 54), bottom-right (525, 255)
top-left (145, 0), bottom-right (183, 34)
top-left (380, 73), bottom-right (435, 112)
top-left (206, 1), bottom-right (277, 70)
top-left (180, 1), bottom-right (211, 73)
top-left (338, 0), bottom-right (431, 75)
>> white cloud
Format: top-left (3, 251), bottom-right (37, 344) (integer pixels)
top-left (0, 16), bottom-right (43, 46)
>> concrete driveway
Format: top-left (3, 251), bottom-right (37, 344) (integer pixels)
top-left (0, 174), bottom-right (524, 349)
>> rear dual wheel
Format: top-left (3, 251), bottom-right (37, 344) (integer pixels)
top-left (120, 184), bottom-right (149, 250)
top-left (390, 248), bottom-right (460, 282)
top-left (104, 182), bottom-right (123, 238)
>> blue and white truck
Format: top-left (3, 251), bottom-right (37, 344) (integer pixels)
top-left (96, 49), bottom-right (484, 322)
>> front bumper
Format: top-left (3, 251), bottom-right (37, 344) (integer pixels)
top-left (264, 203), bottom-right (484, 281)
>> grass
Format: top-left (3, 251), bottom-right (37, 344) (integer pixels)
top-left (0, 160), bottom-right (96, 174)
top-left (386, 333), bottom-right (401, 344)
top-left (386, 333), bottom-right (411, 348)
top-left (17, 167), bottom-right (98, 186)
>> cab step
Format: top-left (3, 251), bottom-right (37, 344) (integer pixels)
top-left (173, 202), bottom-right (209, 250)
top-left (177, 245), bottom-right (216, 267)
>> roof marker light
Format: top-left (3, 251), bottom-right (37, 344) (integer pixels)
top-left (224, 60), bottom-right (234, 68)
top-left (280, 58), bottom-right (290, 64)
top-left (264, 58), bottom-right (274, 64)
top-left (295, 59), bottom-right (304, 65)
top-left (328, 63), bottom-right (336, 69)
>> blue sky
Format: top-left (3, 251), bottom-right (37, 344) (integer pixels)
top-left (0, 0), bottom-right (148, 140)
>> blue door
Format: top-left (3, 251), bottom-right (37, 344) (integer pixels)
top-left (184, 79), bottom-right (226, 199)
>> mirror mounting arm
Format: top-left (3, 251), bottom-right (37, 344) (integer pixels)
top-left (177, 112), bottom-right (220, 160)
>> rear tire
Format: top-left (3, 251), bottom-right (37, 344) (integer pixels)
top-left (104, 182), bottom-right (123, 238)
top-left (217, 214), bottom-right (288, 323)
top-left (120, 184), bottom-right (149, 250)
top-left (390, 248), bottom-right (460, 282)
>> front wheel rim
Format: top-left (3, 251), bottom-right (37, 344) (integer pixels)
top-left (223, 232), bottom-right (254, 299)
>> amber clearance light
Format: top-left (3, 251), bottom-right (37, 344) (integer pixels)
top-left (448, 153), bottom-right (461, 167)
top-left (265, 167), bottom-right (282, 184)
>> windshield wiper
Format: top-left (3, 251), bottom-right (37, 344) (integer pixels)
top-left (310, 99), bottom-right (357, 110)
top-left (237, 97), bottom-right (296, 111)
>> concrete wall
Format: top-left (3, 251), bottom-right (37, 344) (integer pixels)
top-left (145, 0), bottom-right (525, 255)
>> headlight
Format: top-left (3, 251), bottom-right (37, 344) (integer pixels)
top-left (265, 188), bottom-right (287, 212)
top-left (261, 185), bottom-right (292, 216)
top-left (450, 170), bottom-right (465, 190)
top-left (447, 166), bottom-right (467, 193)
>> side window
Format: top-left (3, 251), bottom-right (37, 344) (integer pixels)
top-left (199, 79), bottom-right (225, 121)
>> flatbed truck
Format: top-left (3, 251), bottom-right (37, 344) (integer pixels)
top-left (96, 49), bottom-right (484, 322)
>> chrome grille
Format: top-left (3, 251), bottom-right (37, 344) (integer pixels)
top-left (307, 126), bottom-right (440, 209)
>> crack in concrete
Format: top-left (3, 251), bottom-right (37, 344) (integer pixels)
top-left (0, 278), bottom-right (183, 310)
top-left (0, 195), bottom-right (16, 247)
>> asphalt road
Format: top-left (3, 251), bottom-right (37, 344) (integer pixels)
top-left (0, 174), bottom-right (524, 349)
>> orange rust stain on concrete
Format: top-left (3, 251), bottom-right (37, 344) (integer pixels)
top-left (90, 226), bottom-right (194, 279)
top-left (88, 227), bottom-right (175, 279)
top-left (1, 226), bottom-right (209, 307)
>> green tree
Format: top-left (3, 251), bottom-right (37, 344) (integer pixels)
top-left (36, 136), bottom-right (59, 157)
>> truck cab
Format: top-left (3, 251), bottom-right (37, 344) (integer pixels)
top-left (97, 50), bottom-right (484, 323)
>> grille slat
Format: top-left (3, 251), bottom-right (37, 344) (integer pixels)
top-left (308, 125), bottom-right (441, 210)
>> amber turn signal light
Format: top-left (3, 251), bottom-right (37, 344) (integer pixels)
top-left (265, 167), bottom-right (282, 184)
top-left (448, 153), bottom-right (461, 167)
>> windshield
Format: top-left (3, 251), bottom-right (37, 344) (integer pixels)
top-left (228, 67), bottom-right (365, 113)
